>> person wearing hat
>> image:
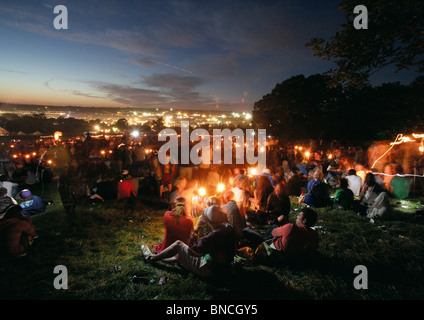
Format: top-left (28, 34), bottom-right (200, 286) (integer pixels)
top-left (152, 197), bottom-right (194, 253)
top-left (141, 204), bottom-right (235, 279)
top-left (19, 189), bottom-right (47, 218)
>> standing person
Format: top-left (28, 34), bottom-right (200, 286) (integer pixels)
top-left (160, 162), bottom-right (175, 198)
top-left (141, 205), bottom-right (235, 279)
top-left (153, 197), bottom-right (194, 253)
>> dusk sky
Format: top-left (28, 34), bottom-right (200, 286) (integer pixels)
top-left (0, 0), bottom-right (419, 111)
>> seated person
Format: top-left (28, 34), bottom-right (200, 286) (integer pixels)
top-left (231, 174), bottom-right (251, 219)
top-left (389, 165), bottom-right (411, 200)
top-left (255, 207), bottom-right (319, 260)
top-left (18, 189), bottom-right (48, 218)
top-left (304, 170), bottom-right (331, 208)
top-left (0, 174), bottom-right (19, 198)
top-left (180, 179), bottom-right (199, 218)
top-left (345, 169), bottom-right (362, 197)
top-left (221, 190), bottom-right (246, 241)
top-left (367, 191), bottom-right (392, 219)
top-left (117, 170), bottom-right (136, 200)
top-left (153, 197), bottom-right (194, 253)
top-left (360, 173), bottom-right (385, 205)
top-left (254, 174), bottom-right (274, 212)
top-left (265, 182), bottom-right (291, 224)
top-left (191, 197), bottom-right (223, 240)
top-left (91, 171), bottom-right (118, 201)
top-left (286, 167), bottom-right (306, 196)
top-left (0, 204), bottom-right (37, 257)
top-left (0, 187), bottom-right (17, 218)
top-left (141, 205), bottom-right (235, 279)
top-left (333, 178), bottom-right (354, 210)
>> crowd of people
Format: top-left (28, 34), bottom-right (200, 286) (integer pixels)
top-left (0, 133), bottom-right (415, 278)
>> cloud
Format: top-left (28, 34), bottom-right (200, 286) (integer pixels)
top-left (0, 68), bottom-right (30, 74)
top-left (134, 57), bottom-right (192, 74)
top-left (142, 73), bottom-right (206, 94)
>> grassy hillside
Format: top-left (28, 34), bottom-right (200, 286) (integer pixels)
top-left (1, 182), bottom-right (424, 300)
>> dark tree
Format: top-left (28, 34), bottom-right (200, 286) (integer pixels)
top-left (306, 0), bottom-right (424, 88)
top-left (252, 74), bottom-right (344, 141)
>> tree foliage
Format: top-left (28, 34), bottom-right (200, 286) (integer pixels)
top-left (306, 0), bottom-right (424, 88)
top-left (252, 74), bottom-right (424, 142)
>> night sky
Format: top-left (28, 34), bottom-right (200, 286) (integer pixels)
top-left (0, 0), bottom-right (418, 111)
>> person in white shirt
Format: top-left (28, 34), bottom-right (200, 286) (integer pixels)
top-left (0, 174), bottom-right (19, 198)
top-left (345, 169), bottom-right (362, 196)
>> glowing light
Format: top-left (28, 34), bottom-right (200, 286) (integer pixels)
top-left (251, 168), bottom-right (257, 176)
top-left (217, 184), bottom-right (225, 193)
top-left (420, 146), bottom-right (424, 153)
top-left (305, 151), bottom-right (310, 158)
top-left (372, 133), bottom-right (424, 168)
top-left (100, 150), bottom-right (106, 155)
top-left (54, 131), bottom-right (62, 141)
top-left (198, 188), bottom-right (206, 197)
top-left (25, 154), bottom-right (30, 159)
top-left (131, 130), bottom-right (140, 138)
top-left (328, 154), bottom-right (333, 159)
top-left (32, 152), bottom-right (36, 156)
top-left (47, 160), bottom-right (52, 164)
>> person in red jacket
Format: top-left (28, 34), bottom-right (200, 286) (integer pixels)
top-left (0, 204), bottom-right (37, 258)
top-left (255, 207), bottom-right (318, 259)
top-left (153, 197), bottom-right (194, 253)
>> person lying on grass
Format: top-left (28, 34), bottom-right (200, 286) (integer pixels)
top-left (141, 205), bottom-right (235, 279)
top-left (254, 207), bottom-right (319, 261)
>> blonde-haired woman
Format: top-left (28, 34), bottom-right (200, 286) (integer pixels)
top-left (153, 197), bottom-right (194, 253)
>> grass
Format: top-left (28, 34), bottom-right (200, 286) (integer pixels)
top-left (1, 182), bottom-right (424, 300)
